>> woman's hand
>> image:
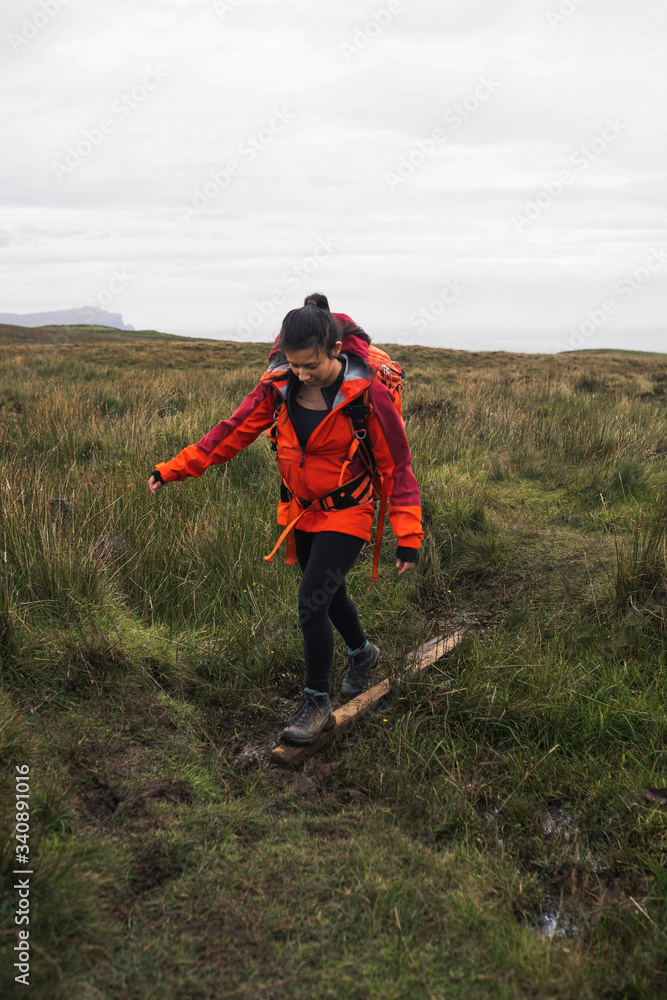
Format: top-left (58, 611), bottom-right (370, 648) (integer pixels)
top-left (148, 474), bottom-right (163, 494)
top-left (396, 559), bottom-right (413, 576)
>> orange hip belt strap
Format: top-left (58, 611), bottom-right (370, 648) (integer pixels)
top-left (263, 472), bottom-right (374, 568)
top-left (371, 478), bottom-right (390, 582)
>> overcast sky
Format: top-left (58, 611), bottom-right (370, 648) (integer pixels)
top-left (1, 0), bottom-right (666, 353)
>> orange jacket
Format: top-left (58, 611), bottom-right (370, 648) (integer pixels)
top-left (154, 332), bottom-right (424, 565)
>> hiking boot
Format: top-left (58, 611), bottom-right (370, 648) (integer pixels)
top-left (281, 691), bottom-right (336, 745)
top-left (340, 641), bottom-right (381, 698)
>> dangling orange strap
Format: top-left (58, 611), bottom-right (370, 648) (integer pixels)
top-left (264, 472), bottom-right (378, 573)
top-left (263, 497), bottom-right (310, 566)
top-left (285, 526), bottom-right (297, 566)
top-left (372, 479), bottom-right (389, 581)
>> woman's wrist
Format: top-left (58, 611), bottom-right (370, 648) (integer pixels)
top-left (396, 545), bottom-right (418, 563)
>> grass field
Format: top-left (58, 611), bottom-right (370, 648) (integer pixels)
top-left (1, 322), bottom-right (666, 999)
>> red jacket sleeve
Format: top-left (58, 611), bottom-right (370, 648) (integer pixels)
top-left (366, 380), bottom-right (424, 552)
top-left (155, 381), bottom-right (277, 482)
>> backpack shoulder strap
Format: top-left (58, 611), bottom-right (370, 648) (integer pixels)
top-left (342, 388), bottom-right (380, 485)
top-left (342, 391), bottom-right (371, 441)
top-left (266, 382), bottom-right (286, 453)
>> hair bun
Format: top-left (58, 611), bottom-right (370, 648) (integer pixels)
top-left (303, 292), bottom-right (330, 310)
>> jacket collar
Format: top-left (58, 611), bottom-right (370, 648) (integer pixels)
top-left (286, 356), bottom-right (345, 410)
top-left (263, 349), bottom-right (373, 410)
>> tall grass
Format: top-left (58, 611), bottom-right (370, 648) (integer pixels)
top-left (2, 330), bottom-right (667, 998)
top-left (614, 496), bottom-right (667, 637)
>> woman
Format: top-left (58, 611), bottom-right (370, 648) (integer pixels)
top-left (148, 296), bottom-right (424, 745)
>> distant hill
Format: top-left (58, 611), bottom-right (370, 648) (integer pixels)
top-left (0, 307), bottom-right (134, 330)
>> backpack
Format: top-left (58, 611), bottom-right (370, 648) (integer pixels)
top-left (341, 345), bottom-right (405, 578)
top-left (265, 343), bottom-right (406, 580)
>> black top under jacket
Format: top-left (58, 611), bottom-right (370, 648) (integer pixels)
top-left (286, 360), bottom-right (345, 450)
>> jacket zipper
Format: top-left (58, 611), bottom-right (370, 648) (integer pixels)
top-left (271, 359), bottom-right (377, 494)
top-left (295, 382), bottom-right (372, 494)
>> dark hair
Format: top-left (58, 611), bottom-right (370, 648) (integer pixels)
top-left (275, 303), bottom-right (340, 358)
top-left (303, 292), bottom-right (329, 310)
top-left (275, 293), bottom-right (371, 358)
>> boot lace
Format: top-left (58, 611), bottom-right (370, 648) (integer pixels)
top-left (290, 693), bottom-right (318, 725)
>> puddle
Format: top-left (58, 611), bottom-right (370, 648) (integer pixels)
top-left (448, 610), bottom-right (495, 627)
top-left (541, 806), bottom-right (573, 841)
top-left (479, 804), bottom-right (610, 939)
top-left (423, 609), bottom-right (495, 636)
top-left (539, 806), bottom-right (606, 874)
top-left (533, 807), bottom-right (614, 937)
top-left (536, 901), bottom-right (581, 940)
top-left (434, 610), bottom-right (495, 631)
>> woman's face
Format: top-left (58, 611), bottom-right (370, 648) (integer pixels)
top-left (284, 341), bottom-right (342, 387)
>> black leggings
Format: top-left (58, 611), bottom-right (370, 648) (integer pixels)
top-left (294, 529), bottom-right (367, 693)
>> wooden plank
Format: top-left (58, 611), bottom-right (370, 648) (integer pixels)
top-left (405, 631), bottom-right (464, 674)
top-left (269, 631), bottom-right (464, 770)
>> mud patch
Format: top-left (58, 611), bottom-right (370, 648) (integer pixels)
top-left (481, 802), bottom-right (639, 939)
top-left (233, 735), bottom-right (277, 772)
top-left (265, 758), bottom-right (339, 800)
top-left (231, 691), bottom-right (354, 775)
top-left (74, 737), bottom-right (157, 784)
top-left (644, 786), bottom-right (667, 807)
top-left (113, 779), bottom-right (192, 818)
top-left (72, 736), bottom-right (191, 824)
top-left (79, 777), bottom-right (120, 820)
top-left (444, 610), bottom-right (495, 631)
top-left (421, 609), bottom-right (495, 639)
top-left (79, 773), bottom-right (191, 823)
top-left (231, 695), bottom-right (294, 771)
